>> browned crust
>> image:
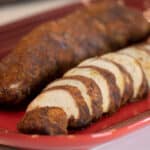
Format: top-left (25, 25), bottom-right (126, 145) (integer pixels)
top-left (124, 8), bottom-right (150, 42)
top-left (89, 6), bottom-right (130, 49)
top-left (43, 86), bottom-right (91, 128)
top-left (0, 40), bottom-right (58, 104)
top-left (102, 58), bottom-right (134, 105)
top-left (86, 2), bottom-right (148, 48)
top-left (89, 2), bottom-right (149, 45)
top-left (63, 76), bottom-right (103, 120)
top-left (111, 6), bottom-right (150, 42)
top-left (18, 107), bottom-right (68, 135)
top-left (78, 66), bottom-right (121, 113)
top-left (54, 12), bottom-right (110, 61)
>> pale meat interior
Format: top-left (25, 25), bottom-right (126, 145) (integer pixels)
top-left (102, 53), bottom-right (143, 98)
top-left (79, 58), bottom-right (125, 97)
top-left (47, 79), bottom-right (93, 115)
top-left (65, 67), bottom-right (110, 113)
top-left (27, 89), bottom-right (79, 119)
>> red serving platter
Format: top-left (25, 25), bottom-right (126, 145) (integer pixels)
top-left (0, 0), bottom-right (150, 150)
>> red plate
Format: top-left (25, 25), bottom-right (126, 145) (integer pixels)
top-left (0, 0), bottom-right (150, 150)
top-left (0, 96), bottom-right (150, 150)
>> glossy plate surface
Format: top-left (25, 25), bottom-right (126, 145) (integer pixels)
top-left (0, 0), bottom-right (150, 149)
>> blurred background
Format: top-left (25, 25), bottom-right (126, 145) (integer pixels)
top-left (0, 0), bottom-right (149, 26)
top-left (0, 0), bottom-right (81, 26)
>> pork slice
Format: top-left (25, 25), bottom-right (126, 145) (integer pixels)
top-left (63, 76), bottom-right (102, 120)
top-left (119, 47), bottom-right (150, 89)
top-left (47, 78), bottom-right (93, 116)
top-left (79, 57), bottom-right (125, 100)
top-left (27, 88), bottom-right (79, 120)
top-left (65, 66), bottom-right (120, 113)
top-left (102, 53), bottom-right (147, 100)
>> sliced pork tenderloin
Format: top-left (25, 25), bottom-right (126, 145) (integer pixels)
top-left (119, 47), bottom-right (150, 89)
top-left (65, 66), bottom-right (121, 113)
top-left (102, 53), bottom-right (148, 101)
top-left (79, 57), bottom-right (130, 104)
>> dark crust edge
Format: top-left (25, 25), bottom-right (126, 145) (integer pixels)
top-left (43, 85), bottom-right (91, 128)
top-left (18, 107), bottom-right (68, 135)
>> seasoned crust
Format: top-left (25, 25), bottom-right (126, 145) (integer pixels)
top-left (18, 107), bottom-right (68, 135)
top-left (43, 86), bottom-right (91, 128)
top-left (0, 40), bottom-right (58, 104)
top-left (88, 2), bottom-right (150, 46)
top-left (122, 7), bottom-right (150, 42)
top-left (92, 9), bottom-right (130, 49)
top-left (55, 13), bottom-right (110, 61)
top-left (63, 76), bottom-right (103, 120)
